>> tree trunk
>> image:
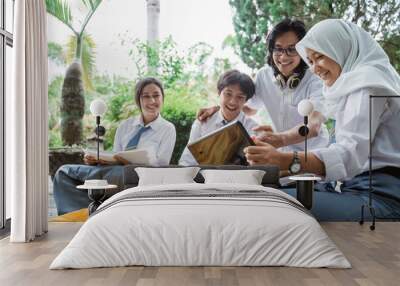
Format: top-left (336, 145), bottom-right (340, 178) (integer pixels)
top-left (146, 0), bottom-right (160, 73)
top-left (60, 61), bottom-right (85, 145)
top-left (146, 0), bottom-right (160, 44)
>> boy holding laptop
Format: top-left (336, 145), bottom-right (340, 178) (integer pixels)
top-left (179, 70), bottom-right (258, 166)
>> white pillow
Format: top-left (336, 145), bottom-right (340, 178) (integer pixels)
top-left (200, 169), bottom-right (266, 185)
top-left (135, 167), bottom-right (201, 186)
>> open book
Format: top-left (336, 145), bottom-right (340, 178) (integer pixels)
top-left (85, 148), bottom-right (152, 165)
top-left (188, 121), bottom-right (255, 165)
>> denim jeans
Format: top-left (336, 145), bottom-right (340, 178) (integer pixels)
top-left (53, 164), bottom-right (125, 215)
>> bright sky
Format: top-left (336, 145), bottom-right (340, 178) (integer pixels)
top-left (47, 0), bottom-right (248, 79)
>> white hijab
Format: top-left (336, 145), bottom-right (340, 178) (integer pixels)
top-left (296, 19), bottom-right (400, 117)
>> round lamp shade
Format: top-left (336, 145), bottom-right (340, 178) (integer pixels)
top-left (90, 99), bottom-right (107, 116)
top-left (297, 99), bottom-right (314, 116)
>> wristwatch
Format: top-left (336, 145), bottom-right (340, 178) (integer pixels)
top-left (288, 151), bottom-right (301, 175)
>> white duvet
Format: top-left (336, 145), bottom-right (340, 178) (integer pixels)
top-left (50, 183), bottom-right (350, 269)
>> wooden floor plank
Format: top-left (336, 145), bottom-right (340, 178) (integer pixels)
top-left (0, 222), bottom-right (399, 286)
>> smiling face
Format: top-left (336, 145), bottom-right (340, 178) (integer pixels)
top-left (219, 84), bottom-right (248, 122)
top-left (272, 31), bottom-right (302, 77)
top-left (139, 83), bottom-right (163, 120)
top-left (306, 48), bottom-right (342, 87)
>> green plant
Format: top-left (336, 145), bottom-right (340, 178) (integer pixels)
top-left (48, 76), bottom-right (63, 131)
top-left (49, 129), bottom-right (63, 148)
top-left (229, 0), bottom-right (400, 72)
top-left (46, 0), bottom-right (103, 145)
top-left (65, 33), bottom-right (97, 90)
top-left (48, 42), bottom-right (66, 65)
top-left (162, 92), bottom-right (201, 164)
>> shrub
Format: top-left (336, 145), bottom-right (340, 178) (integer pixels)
top-left (162, 107), bottom-right (195, 164)
top-left (162, 87), bottom-right (206, 164)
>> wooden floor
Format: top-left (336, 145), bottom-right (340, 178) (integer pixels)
top-left (0, 222), bottom-right (399, 286)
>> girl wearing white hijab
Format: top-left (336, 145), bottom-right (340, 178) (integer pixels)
top-left (245, 19), bottom-right (400, 197)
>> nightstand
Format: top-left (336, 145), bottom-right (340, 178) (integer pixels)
top-left (77, 183), bottom-right (117, 215)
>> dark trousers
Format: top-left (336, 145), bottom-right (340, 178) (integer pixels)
top-left (282, 170), bottom-right (400, 221)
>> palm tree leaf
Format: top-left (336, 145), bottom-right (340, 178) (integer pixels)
top-left (65, 34), bottom-right (96, 91)
top-left (81, 0), bottom-right (94, 10)
top-left (45, 0), bottom-right (75, 33)
top-left (81, 0), bottom-right (102, 12)
top-left (65, 35), bottom-right (77, 64)
top-left (80, 0), bottom-right (103, 35)
top-left (48, 42), bottom-right (66, 65)
top-left (81, 34), bottom-right (96, 90)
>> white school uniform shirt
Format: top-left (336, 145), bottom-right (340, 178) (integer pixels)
top-left (246, 66), bottom-right (330, 152)
top-left (313, 88), bottom-right (400, 181)
top-left (113, 115), bottom-right (176, 166)
top-left (179, 111), bottom-right (258, 166)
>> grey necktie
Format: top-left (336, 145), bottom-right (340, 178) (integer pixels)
top-left (125, 126), bottom-right (151, 151)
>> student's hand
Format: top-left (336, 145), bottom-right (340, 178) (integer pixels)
top-left (253, 124), bottom-right (274, 133)
top-left (84, 155), bottom-right (99, 165)
top-left (84, 155), bottom-right (117, 166)
top-left (244, 138), bottom-right (288, 168)
top-left (114, 155), bottom-right (130, 165)
top-left (197, 106), bottom-right (220, 122)
top-left (253, 125), bottom-right (286, 148)
top-left (242, 105), bottom-right (258, 116)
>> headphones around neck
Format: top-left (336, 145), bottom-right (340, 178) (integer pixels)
top-left (275, 72), bottom-right (301, 89)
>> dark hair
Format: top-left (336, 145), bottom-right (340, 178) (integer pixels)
top-left (266, 19), bottom-right (308, 77)
top-left (217, 69), bottom-right (255, 101)
top-left (134, 77), bottom-right (165, 109)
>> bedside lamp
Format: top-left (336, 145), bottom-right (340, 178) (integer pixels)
top-left (90, 99), bottom-right (107, 162)
top-left (297, 99), bottom-right (314, 162)
top-left (289, 99), bottom-right (321, 210)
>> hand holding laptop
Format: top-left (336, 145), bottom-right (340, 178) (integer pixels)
top-left (188, 121), bottom-right (254, 165)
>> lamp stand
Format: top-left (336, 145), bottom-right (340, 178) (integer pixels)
top-left (359, 95), bottom-right (400, 231)
top-left (96, 116), bottom-right (100, 163)
top-left (359, 95), bottom-right (377, 230)
top-left (298, 116), bottom-right (309, 162)
top-left (292, 116), bottom-right (320, 210)
top-left (94, 116), bottom-right (106, 165)
top-left (304, 116), bottom-right (308, 162)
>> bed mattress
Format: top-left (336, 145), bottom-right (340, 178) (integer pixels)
top-left (50, 183), bottom-right (350, 269)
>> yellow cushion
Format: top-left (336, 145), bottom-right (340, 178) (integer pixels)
top-left (49, 208), bottom-right (88, 222)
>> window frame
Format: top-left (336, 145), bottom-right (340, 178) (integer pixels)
top-left (0, 0), bottom-right (13, 231)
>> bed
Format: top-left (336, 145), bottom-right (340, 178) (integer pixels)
top-left (50, 173), bottom-right (350, 269)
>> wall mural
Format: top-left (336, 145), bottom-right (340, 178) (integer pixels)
top-left (46, 0), bottom-right (241, 167)
top-left (46, 0), bottom-right (400, 169)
